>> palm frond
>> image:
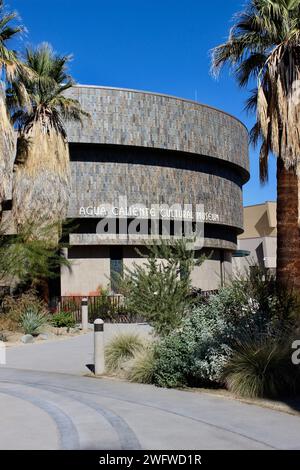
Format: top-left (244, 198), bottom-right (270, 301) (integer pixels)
top-left (245, 87), bottom-right (259, 113)
top-left (212, 0), bottom-right (300, 180)
top-left (235, 52), bottom-right (267, 86)
top-left (9, 42), bottom-right (89, 235)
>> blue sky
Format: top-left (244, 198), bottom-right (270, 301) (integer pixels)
top-left (10, 0), bottom-right (276, 206)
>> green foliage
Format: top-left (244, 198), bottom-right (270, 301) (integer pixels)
top-left (212, 1), bottom-right (300, 182)
top-left (0, 290), bottom-right (48, 330)
top-left (125, 344), bottom-right (156, 384)
top-left (0, 221), bottom-right (71, 289)
top-left (105, 333), bottom-right (145, 373)
top-left (153, 268), bottom-right (298, 389)
top-left (7, 42), bottom-right (89, 135)
top-left (51, 311), bottom-right (76, 328)
top-left (0, 0), bottom-right (24, 82)
top-left (118, 238), bottom-right (205, 336)
top-left (212, 0), bottom-right (300, 84)
top-left (223, 332), bottom-right (299, 398)
top-left (88, 294), bottom-right (117, 323)
top-left (19, 307), bottom-right (48, 335)
top-left (153, 333), bottom-right (194, 388)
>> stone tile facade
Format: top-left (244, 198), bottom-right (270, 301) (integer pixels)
top-left (65, 86), bottom-right (249, 174)
top-left (63, 85), bottom-right (249, 252)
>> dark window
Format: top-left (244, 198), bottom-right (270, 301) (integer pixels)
top-left (110, 247), bottom-right (123, 293)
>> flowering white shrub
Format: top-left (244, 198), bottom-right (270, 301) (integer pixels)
top-left (153, 270), bottom-right (285, 388)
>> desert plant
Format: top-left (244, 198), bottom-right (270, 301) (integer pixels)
top-left (0, 316), bottom-right (17, 331)
top-left (118, 239), bottom-right (205, 336)
top-left (223, 333), bottom-right (300, 398)
top-left (51, 311), bottom-right (76, 328)
top-left (153, 269), bottom-right (298, 388)
top-left (19, 307), bottom-right (48, 335)
top-left (1, 289), bottom-right (48, 326)
top-left (105, 333), bottom-right (145, 373)
top-left (0, 222), bottom-right (71, 298)
top-left (125, 344), bottom-right (156, 384)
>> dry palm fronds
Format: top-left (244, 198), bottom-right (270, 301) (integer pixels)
top-left (8, 44), bottom-right (88, 240)
top-left (257, 37), bottom-right (300, 173)
top-left (257, 86), bottom-right (270, 141)
top-left (12, 121), bottom-right (70, 241)
top-left (256, 37), bottom-right (300, 224)
top-left (0, 86), bottom-right (16, 210)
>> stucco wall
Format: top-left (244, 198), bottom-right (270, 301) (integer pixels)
top-left (61, 245), bottom-right (228, 294)
top-left (232, 237), bottom-right (277, 275)
top-left (61, 246), bottom-right (110, 296)
top-left (191, 250), bottom-right (232, 290)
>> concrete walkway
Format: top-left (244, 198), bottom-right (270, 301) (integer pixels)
top-left (1, 332), bottom-right (300, 450)
top-left (2, 324), bottom-right (151, 375)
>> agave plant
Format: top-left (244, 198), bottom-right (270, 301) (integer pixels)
top-left (19, 306), bottom-right (49, 336)
top-left (7, 43), bottom-right (88, 239)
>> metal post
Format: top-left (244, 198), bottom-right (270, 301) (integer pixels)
top-left (81, 297), bottom-right (88, 332)
top-left (94, 319), bottom-right (105, 375)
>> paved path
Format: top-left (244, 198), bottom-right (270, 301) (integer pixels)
top-left (2, 324), bottom-right (150, 375)
top-left (1, 332), bottom-right (300, 450)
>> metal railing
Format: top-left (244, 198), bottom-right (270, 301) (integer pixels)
top-left (50, 290), bottom-right (219, 324)
top-left (50, 295), bottom-right (144, 324)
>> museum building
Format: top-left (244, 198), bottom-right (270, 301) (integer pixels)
top-left (61, 85), bottom-right (249, 295)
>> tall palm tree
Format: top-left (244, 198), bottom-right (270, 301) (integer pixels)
top-left (8, 43), bottom-right (87, 240)
top-left (0, 0), bottom-right (23, 218)
top-left (212, 0), bottom-right (300, 292)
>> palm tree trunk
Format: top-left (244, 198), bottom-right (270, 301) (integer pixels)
top-left (276, 157), bottom-right (300, 291)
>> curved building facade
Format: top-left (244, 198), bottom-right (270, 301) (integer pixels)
top-left (61, 85), bottom-right (249, 295)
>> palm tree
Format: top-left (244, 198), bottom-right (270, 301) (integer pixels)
top-left (212, 0), bottom-right (300, 292)
top-left (8, 43), bottom-right (87, 240)
top-left (0, 0), bottom-right (23, 218)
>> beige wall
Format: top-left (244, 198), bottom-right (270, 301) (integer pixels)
top-left (124, 246), bottom-right (227, 291)
top-left (233, 236), bottom-right (276, 274)
top-left (61, 245), bottom-right (229, 294)
top-left (240, 202), bottom-right (276, 239)
top-left (191, 251), bottom-right (232, 290)
top-left (123, 246), bottom-right (149, 271)
top-left (234, 202), bottom-right (277, 276)
top-left (191, 260), bottom-right (220, 290)
top-left (61, 246), bottom-right (110, 296)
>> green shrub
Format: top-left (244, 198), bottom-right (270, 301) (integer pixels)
top-left (1, 290), bottom-right (48, 331)
top-left (152, 288), bottom-right (244, 388)
top-left (105, 333), bottom-right (145, 373)
top-left (223, 334), bottom-right (299, 398)
top-left (153, 270), bottom-right (294, 389)
top-left (126, 344), bottom-right (156, 384)
top-left (118, 239), bottom-right (205, 336)
top-left (153, 333), bottom-right (195, 388)
top-left (88, 295), bottom-right (116, 323)
top-left (20, 307), bottom-right (49, 335)
top-left (51, 311), bottom-right (76, 328)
